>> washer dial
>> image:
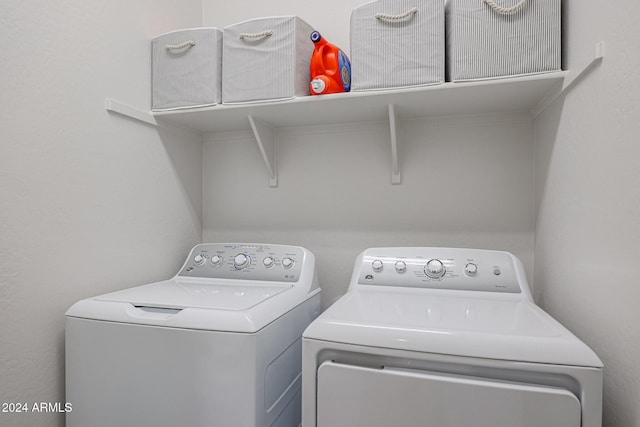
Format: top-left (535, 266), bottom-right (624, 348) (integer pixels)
top-left (372, 259), bottom-right (384, 272)
top-left (234, 253), bottom-right (251, 270)
top-left (394, 261), bottom-right (407, 273)
top-left (194, 254), bottom-right (207, 266)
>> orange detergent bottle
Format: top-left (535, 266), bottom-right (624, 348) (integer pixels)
top-left (309, 31), bottom-right (351, 95)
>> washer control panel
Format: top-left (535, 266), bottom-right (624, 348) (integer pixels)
top-left (178, 243), bottom-right (304, 282)
top-left (357, 247), bottom-right (521, 293)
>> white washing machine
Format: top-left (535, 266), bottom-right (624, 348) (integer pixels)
top-left (302, 247), bottom-right (603, 427)
top-left (66, 243), bottom-right (321, 427)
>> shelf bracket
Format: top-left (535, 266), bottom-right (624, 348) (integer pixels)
top-left (105, 98), bottom-right (157, 126)
top-left (388, 104), bottom-right (402, 185)
top-left (532, 41), bottom-right (605, 118)
top-left (248, 116), bottom-right (278, 188)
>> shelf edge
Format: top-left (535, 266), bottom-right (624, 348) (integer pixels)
top-left (105, 98), bottom-right (157, 126)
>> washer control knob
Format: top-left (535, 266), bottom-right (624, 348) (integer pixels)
top-left (465, 263), bottom-right (478, 276)
top-left (372, 259), bottom-right (384, 272)
top-left (263, 256), bottom-right (275, 268)
top-left (282, 257), bottom-right (294, 269)
top-left (425, 259), bottom-right (445, 279)
top-left (234, 253), bottom-right (251, 270)
top-left (194, 254), bottom-right (207, 266)
top-left (210, 255), bottom-right (223, 267)
top-left (394, 261), bottom-right (407, 273)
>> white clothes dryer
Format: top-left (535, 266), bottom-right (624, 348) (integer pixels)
top-left (66, 243), bottom-right (321, 427)
top-left (302, 247), bottom-right (602, 427)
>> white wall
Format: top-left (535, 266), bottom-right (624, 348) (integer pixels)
top-left (534, 1), bottom-right (640, 426)
top-left (0, 1), bottom-right (203, 426)
top-left (203, 113), bottom-right (535, 307)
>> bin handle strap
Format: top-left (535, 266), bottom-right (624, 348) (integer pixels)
top-left (375, 7), bottom-right (418, 20)
top-left (239, 30), bottom-right (274, 40)
top-left (483, 0), bottom-right (528, 15)
top-left (165, 40), bottom-right (196, 50)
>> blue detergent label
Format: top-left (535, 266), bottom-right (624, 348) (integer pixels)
top-left (338, 50), bottom-right (351, 92)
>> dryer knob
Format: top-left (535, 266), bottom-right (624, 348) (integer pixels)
top-left (465, 263), bottom-right (478, 276)
top-left (234, 253), bottom-right (250, 270)
top-left (425, 259), bottom-right (445, 278)
top-left (395, 261), bottom-right (407, 273)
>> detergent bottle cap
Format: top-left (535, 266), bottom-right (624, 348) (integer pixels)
top-left (310, 78), bottom-right (326, 94)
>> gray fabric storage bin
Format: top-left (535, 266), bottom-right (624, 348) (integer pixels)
top-left (223, 16), bottom-right (314, 103)
top-left (152, 28), bottom-right (222, 111)
top-left (350, 0), bottom-right (445, 91)
top-left (446, 0), bottom-right (561, 81)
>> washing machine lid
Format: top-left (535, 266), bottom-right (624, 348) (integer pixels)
top-left (94, 279), bottom-right (289, 310)
top-left (65, 278), bottom-right (318, 333)
top-left (303, 288), bottom-right (602, 367)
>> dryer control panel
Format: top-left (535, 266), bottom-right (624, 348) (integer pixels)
top-left (178, 243), bottom-right (304, 282)
top-left (356, 247), bottom-right (523, 293)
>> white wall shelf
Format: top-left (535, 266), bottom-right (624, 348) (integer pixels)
top-left (150, 71), bottom-right (568, 133)
top-left (105, 43), bottom-right (604, 187)
top-left (118, 72), bottom-right (569, 187)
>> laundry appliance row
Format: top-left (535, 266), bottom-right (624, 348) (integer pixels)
top-left (65, 244), bottom-right (602, 427)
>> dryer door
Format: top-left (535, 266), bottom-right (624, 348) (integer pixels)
top-left (316, 361), bottom-right (581, 427)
